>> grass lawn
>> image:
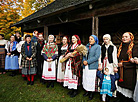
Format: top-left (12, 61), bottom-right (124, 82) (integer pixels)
top-left (0, 72), bottom-right (117, 102)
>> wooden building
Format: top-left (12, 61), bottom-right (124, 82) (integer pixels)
top-left (12, 0), bottom-right (138, 45)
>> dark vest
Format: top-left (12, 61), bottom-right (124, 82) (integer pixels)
top-left (101, 44), bottom-right (114, 63)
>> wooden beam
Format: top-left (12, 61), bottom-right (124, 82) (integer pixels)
top-left (44, 25), bottom-right (48, 41)
top-left (92, 16), bottom-right (99, 37)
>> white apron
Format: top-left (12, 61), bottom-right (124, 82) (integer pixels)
top-left (63, 60), bottom-right (78, 89)
top-left (57, 56), bottom-right (65, 82)
top-left (42, 60), bottom-right (56, 80)
top-left (83, 65), bottom-right (97, 91)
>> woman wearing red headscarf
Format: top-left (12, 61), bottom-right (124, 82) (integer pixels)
top-left (63, 35), bottom-right (82, 98)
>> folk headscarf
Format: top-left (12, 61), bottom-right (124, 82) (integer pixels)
top-left (117, 32), bottom-right (134, 61)
top-left (91, 35), bottom-right (99, 44)
top-left (73, 35), bottom-right (81, 45)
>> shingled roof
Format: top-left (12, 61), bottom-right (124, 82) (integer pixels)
top-left (13, 0), bottom-right (95, 27)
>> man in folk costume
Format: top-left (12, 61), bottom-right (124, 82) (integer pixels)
top-left (35, 33), bottom-right (45, 83)
top-left (63, 35), bottom-right (82, 98)
top-left (83, 35), bottom-right (101, 100)
top-left (42, 35), bottom-right (58, 88)
top-left (57, 36), bottom-right (69, 83)
top-left (5, 35), bottom-right (19, 76)
top-left (21, 35), bottom-right (37, 85)
top-left (116, 32), bottom-right (137, 102)
top-left (0, 34), bottom-right (8, 74)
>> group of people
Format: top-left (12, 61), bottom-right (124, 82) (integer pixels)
top-left (0, 31), bottom-right (138, 102)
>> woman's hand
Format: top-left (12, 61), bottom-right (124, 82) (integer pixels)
top-left (118, 62), bottom-right (123, 67)
top-left (98, 64), bottom-right (102, 71)
top-left (130, 58), bottom-right (135, 63)
top-left (26, 57), bottom-right (30, 60)
top-left (83, 61), bottom-right (88, 66)
top-left (7, 53), bottom-right (11, 55)
top-left (114, 67), bottom-right (118, 73)
top-left (29, 58), bottom-right (32, 61)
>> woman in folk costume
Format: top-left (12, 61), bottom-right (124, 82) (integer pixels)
top-left (82, 35), bottom-right (101, 100)
top-left (98, 34), bottom-right (118, 98)
top-left (116, 32), bottom-right (137, 102)
top-left (57, 36), bottom-right (69, 83)
top-left (21, 35), bottom-right (37, 85)
top-left (5, 35), bottom-right (19, 76)
top-left (0, 34), bottom-right (8, 74)
top-left (17, 34), bottom-right (26, 80)
top-left (63, 35), bottom-right (82, 98)
top-left (35, 33), bottom-right (45, 83)
top-left (42, 34), bottom-right (58, 88)
top-left (98, 34), bottom-right (118, 75)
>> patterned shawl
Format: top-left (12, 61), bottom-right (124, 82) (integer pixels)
top-left (42, 42), bottom-right (58, 59)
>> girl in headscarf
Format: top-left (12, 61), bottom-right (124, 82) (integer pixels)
top-left (63, 35), bottom-right (82, 98)
top-left (0, 34), bottom-right (7, 74)
top-left (21, 35), bottom-right (37, 85)
top-left (42, 34), bottom-right (58, 88)
top-left (5, 35), bottom-right (19, 76)
top-left (57, 36), bottom-right (69, 83)
top-left (82, 35), bottom-right (101, 100)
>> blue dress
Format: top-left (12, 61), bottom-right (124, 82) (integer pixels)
top-left (5, 41), bottom-right (19, 70)
top-left (100, 75), bottom-right (112, 97)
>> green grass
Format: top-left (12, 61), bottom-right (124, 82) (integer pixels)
top-left (0, 73), bottom-right (116, 102)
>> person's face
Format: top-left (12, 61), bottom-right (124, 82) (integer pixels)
top-left (26, 37), bottom-right (31, 43)
top-left (103, 37), bottom-right (110, 45)
top-left (35, 31), bottom-right (38, 37)
top-left (122, 33), bottom-right (131, 43)
top-left (0, 35), bottom-right (3, 40)
top-left (89, 36), bottom-right (95, 45)
top-left (38, 35), bottom-right (43, 41)
top-left (10, 36), bottom-right (15, 42)
top-left (16, 33), bottom-right (20, 37)
top-left (62, 37), bottom-right (67, 45)
top-left (72, 36), bottom-right (77, 44)
top-left (48, 36), bottom-right (54, 43)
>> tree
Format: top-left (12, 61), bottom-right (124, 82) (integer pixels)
top-left (0, 0), bottom-right (23, 39)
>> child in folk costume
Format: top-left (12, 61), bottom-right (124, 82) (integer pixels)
top-left (5, 35), bottom-right (19, 76)
top-left (63, 35), bottom-right (82, 98)
top-left (97, 67), bottom-right (119, 102)
top-left (83, 35), bottom-right (101, 100)
top-left (0, 34), bottom-right (7, 74)
top-left (21, 35), bottom-right (37, 85)
top-left (57, 36), bottom-right (69, 83)
top-left (42, 35), bottom-right (58, 88)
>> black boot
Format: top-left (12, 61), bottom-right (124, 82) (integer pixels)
top-left (27, 81), bottom-right (31, 85)
top-left (46, 82), bottom-right (51, 88)
top-left (83, 91), bottom-right (89, 97)
top-left (70, 90), bottom-right (78, 98)
top-left (105, 95), bottom-right (110, 102)
top-left (67, 89), bottom-right (74, 95)
top-left (51, 82), bottom-right (54, 88)
top-left (100, 95), bottom-right (103, 101)
top-left (89, 92), bottom-right (94, 100)
top-left (30, 81), bottom-right (34, 85)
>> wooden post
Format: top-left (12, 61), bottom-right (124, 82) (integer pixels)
top-left (21, 26), bottom-right (24, 37)
top-left (44, 25), bottom-right (48, 41)
top-left (92, 16), bottom-right (99, 37)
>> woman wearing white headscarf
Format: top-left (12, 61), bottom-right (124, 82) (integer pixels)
top-left (42, 34), bottom-right (58, 88)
